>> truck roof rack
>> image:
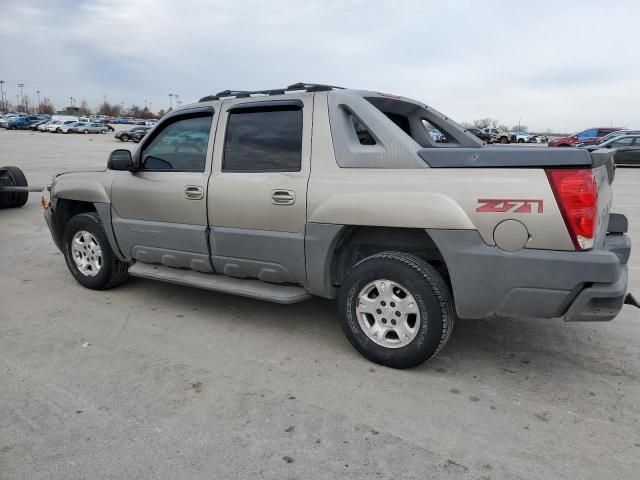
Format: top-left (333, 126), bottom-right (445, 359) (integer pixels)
top-left (198, 83), bottom-right (344, 102)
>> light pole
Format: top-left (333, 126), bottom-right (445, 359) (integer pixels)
top-left (16, 94), bottom-right (20, 111)
top-left (175, 94), bottom-right (180, 108)
top-left (168, 93), bottom-right (174, 109)
top-left (0, 80), bottom-right (5, 111)
top-left (36, 90), bottom-right (41, 113)
top-left (17, 83), bottom-right (25, 111)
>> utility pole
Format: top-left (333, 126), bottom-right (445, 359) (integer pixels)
top-left (17, 83), bottom-right (25, 111)
top-left (168, 93), bottom-right (174, 109)
top-left (0, 80), bottom-right (5, 111)
top-left (175, 94), bottom-right (180, 108)
top-left (36, 90), bottom-right (41, 113)
top-left (16, 94), bottom-right (20, 111)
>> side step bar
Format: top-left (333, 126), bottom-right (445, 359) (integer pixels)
top-left (128, 263), bottom-right (311, 304)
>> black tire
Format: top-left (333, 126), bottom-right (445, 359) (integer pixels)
top-left (120, 134), bottom-right (129, 142)
top-left (62, 212), bottom-right (129, 290)
top-left (0, 166), bottom-right (28, 208)
top-left (338, 251), bottom-right (455, 369)
top-left (517, 138), bottom-right (525, 143)
top-left (83, 129), bottom-right (89, 134)
top-left (101, 129), bottom-right (106, 134)
top-left (500, 136), bottom-right (508, 144)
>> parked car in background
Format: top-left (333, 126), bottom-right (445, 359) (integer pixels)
top-left (115, 126), bottom-right (151, 142)
top-left (5, 116), bottom-right (39, 130)
top-left (29, 119), bottom-right (50, 130)
top-left (576, 129), bottom-right (640, 147)
top-left (549, 127), bottom-right (621, 147)
top-left (47, 120), bottom-right (78, 133)
top-left (483, 127), bottom-right (510, 144)
top-left (73, 122), bottom-right (109, 134)
top-left (426, 128), bottom-right (446, 142)
top-left (62, 122), bottom-right (89, 134)
top-left (529, 135), bottom-right (549, 144)
top-left (132, 128), bottom-right (152, 142)
top-left (510, 131), bottom-right (531, 143)
top-left (42, 120), bottom-right (61, 131)
top-left (467, 128), bottom-right (492, 143)
top-left (578, 134), bottom-right (640, 166)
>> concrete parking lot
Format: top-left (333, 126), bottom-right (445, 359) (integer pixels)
top-left (1, 127), bottom-right (639, 480)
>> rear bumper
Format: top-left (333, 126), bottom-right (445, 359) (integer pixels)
top-left (428, 219), bottom-right (632, 322)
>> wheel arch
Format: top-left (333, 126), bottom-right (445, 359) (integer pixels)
top-left (305, 224), bottom-right (451, 299)
top-left (51, 199), bottom-right (125, 261)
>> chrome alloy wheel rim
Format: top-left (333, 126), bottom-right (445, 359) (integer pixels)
top-left (355, 279), bottom-right (421, 348)
top-left (71, 230), bottom-right (103, 277)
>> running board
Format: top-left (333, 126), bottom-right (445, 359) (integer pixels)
top-left (128, 263), bottom-right (311, 304)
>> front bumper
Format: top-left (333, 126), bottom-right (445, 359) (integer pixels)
top-left (428, 217), bottom-right (633, 322)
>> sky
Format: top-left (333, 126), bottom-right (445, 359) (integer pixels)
top-left (0, 0), bottom-right (638, 132)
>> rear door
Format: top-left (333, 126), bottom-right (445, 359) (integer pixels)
top-left (110, 107), bottom-right (217, 272)
top-left (207, 96), bottom-right (312, 285)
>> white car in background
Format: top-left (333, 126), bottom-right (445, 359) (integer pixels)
top-left (39, 120), bottom-right (59, 131)
top-left (510, 131), bottom-right (532, 143)
top-left (60, 122), bottom-right (89, 133)
top-left (47, 120), bottom-right (77, 133)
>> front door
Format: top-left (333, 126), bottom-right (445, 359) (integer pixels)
top-left (111, 108), bottom-right (216, 272)
top-left (207, 96), bottom-right (312, 285)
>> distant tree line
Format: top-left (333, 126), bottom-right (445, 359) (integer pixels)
top-left (460, 117), bottom-right (527, 132)
top-left (3, 97), bottom-right (164, 119)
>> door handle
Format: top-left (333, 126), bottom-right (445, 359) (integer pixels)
top-left (184, 185), bottom-right (204, 200)
top-left (271, 189), bottom-right (295, 205)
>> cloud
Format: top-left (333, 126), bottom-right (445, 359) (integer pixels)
top-left (1, 0), bottom-right (638, 131)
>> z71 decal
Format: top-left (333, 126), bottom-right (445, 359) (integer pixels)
top-left (476, 199), bottom-right (544, 214)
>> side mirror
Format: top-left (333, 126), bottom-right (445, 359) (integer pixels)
top-left (107, 149), bottom-right (134, 171)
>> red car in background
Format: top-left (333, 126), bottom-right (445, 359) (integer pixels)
top-left (549, 127), bottom-right (621, 147)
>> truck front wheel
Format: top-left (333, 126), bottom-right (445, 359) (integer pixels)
top-left (338, 251), bottom-right (455, 369)
top-left (62, 212), bottom-right (129, 290)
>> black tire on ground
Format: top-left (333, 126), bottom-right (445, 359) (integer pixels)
top-left (500, 136), bottom-right (508, 144)
top-left (338, 251), bottom-right (456, 369)
top-left (83, 129), bottom-right (89, 134)
top-left (62, 212), bottom-right (129, 290)
top-left (0, 166), bottom-right (28, 208)
top-left (120, 134), bottom-right (129, 142)
top-left (101, 129), bottom-right (106, 134)
top-left (517, 138), bottom-right (525, 143)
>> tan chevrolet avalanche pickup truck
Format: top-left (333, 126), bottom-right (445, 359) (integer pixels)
top-left (43, 83), bottom-right (638, 368)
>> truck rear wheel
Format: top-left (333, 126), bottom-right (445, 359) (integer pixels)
top-left (338, 251), bottom-right (455, 369)
top-left (62, 212), bottom-right (129, 290)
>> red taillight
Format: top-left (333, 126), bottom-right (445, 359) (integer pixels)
top-left (546, 168), bottom-right (598, 251)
